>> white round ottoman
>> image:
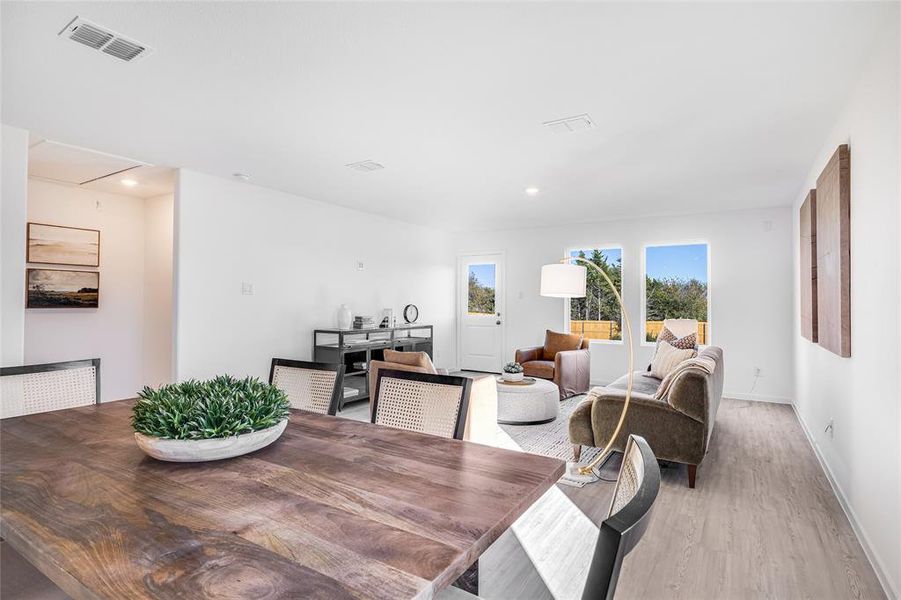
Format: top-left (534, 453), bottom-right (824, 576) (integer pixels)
top-left (496, 377), bottom-right (560, 425)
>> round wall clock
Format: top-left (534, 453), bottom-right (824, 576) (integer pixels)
top-left (403, 304), bottom-right (419, 324)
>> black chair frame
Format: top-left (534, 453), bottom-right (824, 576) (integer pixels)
top-left (268, 358), bottom-right (346, 416)
top-left (371, 369), bottom-right (473, 440)
top-left (583, 435), bottom-right (661, 600)
top-left (0, 358), bottom-right (101, 405)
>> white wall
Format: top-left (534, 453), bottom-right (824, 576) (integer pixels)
top-left (792, 17), bottom-right (900, 598)
top-left (1, 124), bottom-right (29, 366)
top-left (174, 169), bottom-right (455, 381)
top-left (24, 179), bottom-right (175, 402)
top-left (143, 193), bottom-right (175, 388)
top-left (454, 205), bottom-right (794, 402)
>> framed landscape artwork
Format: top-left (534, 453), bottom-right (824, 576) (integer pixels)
top-left (26, 269), bottom-right (99, 309)
top-left (27, 223), bottom-right (100, 267)
top-left (815, 144), bottom-right (851, 357)
top-left (799, 189), bottom-right (817, 342)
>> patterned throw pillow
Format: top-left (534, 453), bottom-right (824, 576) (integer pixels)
top-left (657, 326), bottom-right (698, 350)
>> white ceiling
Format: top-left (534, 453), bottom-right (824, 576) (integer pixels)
top-left (28, 138), bottom-right (176, 199)
top-left (2, 2), bottom-right (895, 231)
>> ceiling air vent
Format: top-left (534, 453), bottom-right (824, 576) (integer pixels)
top-left (346, 160), bottom-right (384, 172)
top-left (543, 114), bottom-right (595, 134)
top-left (59, 17), bottom-right (153, 62)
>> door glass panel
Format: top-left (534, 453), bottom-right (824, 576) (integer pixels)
top-left (467, 263), bottom-right (496, 315)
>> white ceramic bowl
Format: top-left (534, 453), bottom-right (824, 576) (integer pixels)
top-left (134, 419), bottom-right (288, 462)
top-left (503, 372), bottom-right (524, 382)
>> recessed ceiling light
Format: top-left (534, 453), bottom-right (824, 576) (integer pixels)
top-left (233, 173), bottom-right (251, 181)
top-left (121, 178), bottom-right (138, 187)
top-left (543, 114), bottom-right (595, 134)
top-left (525, 186), bottom-right (540, 196)
top-left (346, 160), bottom-right (384, 172)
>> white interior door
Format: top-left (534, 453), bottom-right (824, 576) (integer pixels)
top-left (458, 253), bottom-right (505, 372)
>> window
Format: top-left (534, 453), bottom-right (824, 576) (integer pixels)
top-left (644, 243), bottom-right (709, 343)
top-left (568, 248), bottom-right (622, 341)
top-left (467, 263), bottom-right (496, 315)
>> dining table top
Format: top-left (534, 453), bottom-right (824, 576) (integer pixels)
top-left (0, 400), bottom-right (565, 599)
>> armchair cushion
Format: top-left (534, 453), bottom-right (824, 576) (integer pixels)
top-left (522, 360), bottom-right (555, 380)
top-left (541, 330), bottom-right (583, 361)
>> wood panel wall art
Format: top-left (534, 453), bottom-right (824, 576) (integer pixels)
top-left (815, 144), bottom-right (851, 357)
top-left (799, 190), bottom-right (817, 341)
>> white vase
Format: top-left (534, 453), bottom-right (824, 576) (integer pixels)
top-left (337, 304), bottom-right (352, 329)
top-left (503, 372), bottom-right (524, 382)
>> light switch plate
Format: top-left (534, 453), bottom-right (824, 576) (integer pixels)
top-left (241, 282), bottom-right (254, 295)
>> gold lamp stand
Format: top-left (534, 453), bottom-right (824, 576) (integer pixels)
top-left (541, 256), bottom-right (634, 476)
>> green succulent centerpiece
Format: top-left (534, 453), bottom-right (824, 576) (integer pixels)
top-left (502, 361), bottom-right (525, 382)
top-left (132, 375), bottom-right (291, 462)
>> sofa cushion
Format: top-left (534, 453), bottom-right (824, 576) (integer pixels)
top-left (522, 360), bottom-right (555, 380)
top-left (383, 350), bottom-right (436, 373)
top-left (542, 330), bottom-right (583, 361)
top-left (657, 327), bottom-right (698, 350)
top-left (604, 373), bottom-right (665, 397)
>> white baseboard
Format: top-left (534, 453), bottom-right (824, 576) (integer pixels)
top-left (722, 391), bottom-right (792, 404)
top-left (791, 404), bottom-right (898, 600)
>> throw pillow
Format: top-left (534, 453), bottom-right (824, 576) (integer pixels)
top-left (542, 330), bottom-right (583, 361)
top-left (383, 350), bottom-right (437, 374)
top-left (648, 340), bottom-right (697, 379)
top-left (657, 326), bottom-right (698, 350)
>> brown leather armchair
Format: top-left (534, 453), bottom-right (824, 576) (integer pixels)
top-left (515, 330), bottom-right (591, 400)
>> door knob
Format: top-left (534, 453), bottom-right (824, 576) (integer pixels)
top-left (496, 320), bottom-right (502, 325)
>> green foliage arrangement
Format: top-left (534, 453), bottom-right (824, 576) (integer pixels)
top-left (132, 376), bottom-right (290, 440)
top-left (503, 362), bottom-right (524, 374)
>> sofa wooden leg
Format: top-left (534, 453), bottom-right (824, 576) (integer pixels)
top-left (573, 444), bottom-right (582, 462)
top-left (687, 464), bottom-right (697, 488)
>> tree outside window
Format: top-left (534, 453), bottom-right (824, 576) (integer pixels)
top-left (569, 248), bottom-right (622, 341)
top-left (467, 264), bottom-right (496, 315)
top-left (644, 243), bottom-right (709, 342)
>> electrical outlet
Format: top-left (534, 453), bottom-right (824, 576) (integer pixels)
top-left (825, 418), bottom-right (834, 439)
top-left (356, 260), bottom-right (364, 271)
top-left (241, 282), bottom-right (254, 295)
top-left (754, 367), bottom-right (762, 377)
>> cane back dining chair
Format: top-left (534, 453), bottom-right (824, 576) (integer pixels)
top-left (269, 358), bottom-right (346, 415)
top-left (371, 369), bottom-right (472, 440)
top-left (0, 358), bottom-right (100, 419)
top-left (438, 434), bottom-right (660, 600)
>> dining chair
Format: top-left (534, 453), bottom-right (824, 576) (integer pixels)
top-left (371, 369), bottom-right (472, 440)
top-left (269, 358), bottom-right (345, 415)
top-left (438, 435), bottom-right (660, 600)
top-left (0, 358), bottom-right (100, 419)
top-left (582, 434), bottom-right (660, 599)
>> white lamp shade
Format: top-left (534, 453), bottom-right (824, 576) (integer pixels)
top-left (540, 263), bottom-right (587, 298)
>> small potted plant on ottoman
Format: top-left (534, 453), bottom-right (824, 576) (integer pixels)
top-left (132, 375), bottom-right (290, 462)
top-left (502, 362), bottom-right (525, 382)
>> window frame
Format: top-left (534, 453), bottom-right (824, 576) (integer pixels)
top-left (563, 244), bottom-right (625, 346)
top-left (640, 240), bottom-right (711, 347)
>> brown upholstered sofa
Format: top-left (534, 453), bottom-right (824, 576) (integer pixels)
top-left (569, 346), bottom-right (724, 488)
top-left (515, 330), bottom-right (591, 400)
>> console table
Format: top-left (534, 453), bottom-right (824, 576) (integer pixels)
top-left (313, 325), bottom-right (434, 410)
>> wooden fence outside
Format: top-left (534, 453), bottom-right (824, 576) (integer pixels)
top-left (571, 320), bottom-right (708, 344)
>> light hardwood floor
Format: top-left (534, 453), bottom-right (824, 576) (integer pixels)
top-left (339, 397), bottom-right (886, 599)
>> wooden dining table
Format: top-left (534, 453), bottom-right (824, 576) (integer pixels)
top-left (1, 400), bottom-right (564, 599)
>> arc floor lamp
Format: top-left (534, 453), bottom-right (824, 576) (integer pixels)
top-left (540, 256), bottom-right (634, 476)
